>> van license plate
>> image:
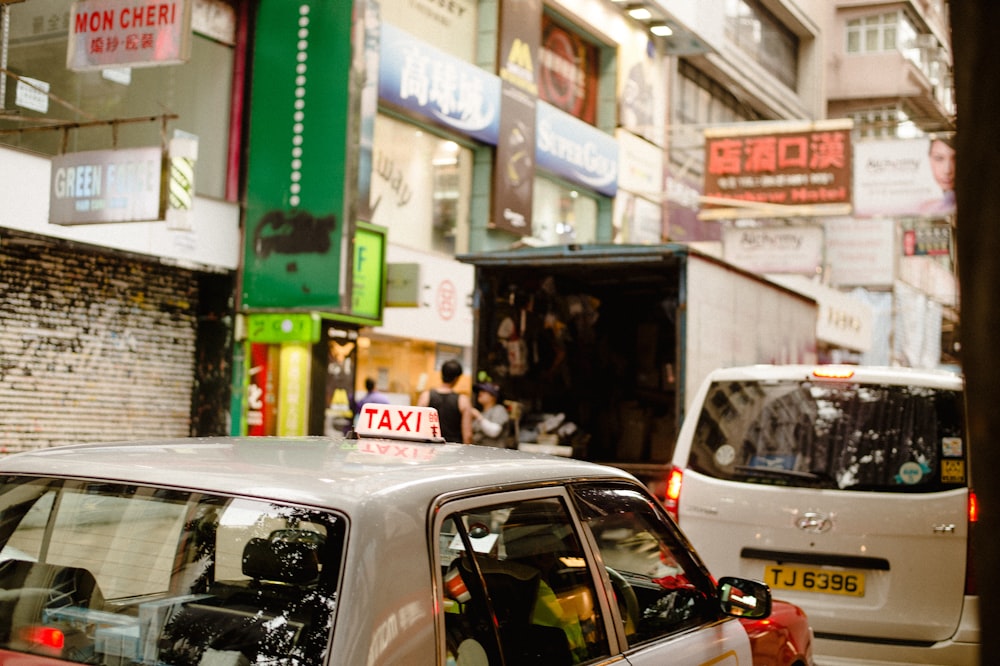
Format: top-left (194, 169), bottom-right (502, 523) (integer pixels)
top-left (764, 565), bottom-right (865, 596)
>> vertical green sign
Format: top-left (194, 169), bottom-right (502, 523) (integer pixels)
top-left (242, 0), bottom-right (354, 309)
top-left (351, 222), bottom-right (386, 321)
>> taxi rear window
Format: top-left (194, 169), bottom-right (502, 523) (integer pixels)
top-left (0, 477), bottom-right (344, 666)
top-left (688, 379), bottom-right (967, 492)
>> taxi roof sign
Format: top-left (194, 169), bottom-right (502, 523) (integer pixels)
top-left (354, 404), bottom-right (446, 443)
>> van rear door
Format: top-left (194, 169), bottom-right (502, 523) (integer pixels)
top-left (671, 365), bottom-right (969, 643)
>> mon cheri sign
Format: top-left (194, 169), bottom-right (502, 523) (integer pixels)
top-left (68, 0), bottom-right (192, 71)
top-left (701, 119), bottom-right (853, 220)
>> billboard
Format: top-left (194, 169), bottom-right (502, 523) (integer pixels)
top-left (853, 136), bottom-right (956, 218)
top-left (702, 120), bottom-right (853, 220)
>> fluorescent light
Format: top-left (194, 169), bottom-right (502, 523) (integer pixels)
top-left (650, 23), bottom-right (673, 37)
top-left (628, 7), bottom-right (652, 20)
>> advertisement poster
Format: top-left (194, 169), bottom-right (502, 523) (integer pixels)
top-left (492, 0), bottom-right (541, 236)
top-left (853, 136), bottom-right (956, 218)
top-left (617, 33), bottom-right (665, 146)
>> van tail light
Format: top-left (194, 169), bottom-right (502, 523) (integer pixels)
top-left (664, 467), bottom-right (683, 521)
top-left (966, 489), bottom-right (978, 595)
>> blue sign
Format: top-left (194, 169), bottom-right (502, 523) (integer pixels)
top-left (379, 23), bottom-right (500, 144)
top-left (536, 101), bottom-right (618, 196)
top-left (379, 25), bottom-right (619, 197)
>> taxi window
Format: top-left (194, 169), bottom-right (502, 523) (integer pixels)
top-left (0, 477), bottom-right (343, 666)
top-left (570, 484), bottom-right (720, 647)
top-left (438, 498), bottom-right (611, 665)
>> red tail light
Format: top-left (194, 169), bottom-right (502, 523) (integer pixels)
top-left (966, 489), bottom-right (978, 595)
top-left (20, 626), bottom-right (65, 650)
top-left (664, 467), bottom-right (683, 521)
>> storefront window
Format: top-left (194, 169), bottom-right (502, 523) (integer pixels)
top-left (370, 114), bottom-right (473, 256)
top-left (530, 178), bottom-right (597, 245)
top-left (0, 0), bottom-right (236, 200)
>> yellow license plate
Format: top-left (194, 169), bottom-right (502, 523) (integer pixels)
top-left (764, 565), bottom-right (866, 597)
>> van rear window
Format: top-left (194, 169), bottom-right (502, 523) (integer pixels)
top-left (688, 380), bottom-right (967, 492)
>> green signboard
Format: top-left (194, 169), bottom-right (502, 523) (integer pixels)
top-left (246, 313), bottom-right (322, 344)
top-left (241, 0), bottom-right (355, 309)
top-left (351, 222), bottom-right (386, 321)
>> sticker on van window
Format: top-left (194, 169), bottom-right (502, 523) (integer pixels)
top-left (715, 445), bottom-right (736, 466)
top-left (896, 461), bottom-right (927, 485)
top-left (941, 459), bottom-right (966, 483)
top-left (942, 437), bottom-right (963, 458)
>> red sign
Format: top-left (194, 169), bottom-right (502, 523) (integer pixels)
top-left (538, 17), bottom-right (598, 124)
top-left (247, 343), bottom-right (276, 436)
top-left (68, 0), bottom-right (192, 71)
top-left (702, 123), bottom-right (853, 219)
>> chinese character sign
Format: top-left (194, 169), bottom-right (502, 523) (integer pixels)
top-left (68, 0), bottom-right (192, 70)
top-left (702, 123), bottom-right (853, 219)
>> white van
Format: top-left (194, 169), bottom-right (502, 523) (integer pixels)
top-left (668, 364), bottom-right (979, 665)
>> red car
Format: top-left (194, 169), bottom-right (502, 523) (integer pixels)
top-left (741, 598), bottom-right (814, 666)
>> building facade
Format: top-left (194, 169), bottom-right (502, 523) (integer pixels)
top-left (0, 0), bottom-right (955, 447)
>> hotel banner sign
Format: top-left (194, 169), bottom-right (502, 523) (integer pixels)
top-left (702, 119), bottom-right (853, 220)
top-left (49, 147), bottom-right (165, 225)
top-left (68, 0), bottom-right (192, 71)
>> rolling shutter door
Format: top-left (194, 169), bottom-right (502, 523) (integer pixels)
top-left (0, 236), bottom-right (198, 452)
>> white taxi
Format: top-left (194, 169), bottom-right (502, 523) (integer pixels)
top-left (0, 404), bottom-right (771, 665)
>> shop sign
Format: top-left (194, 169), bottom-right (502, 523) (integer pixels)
top-left (702, 120), bottom-right (853, 220)
top-left (246, 342), bottom-right (278, 436)
top-left (666, 171), bottom-right (719, 243)
top-left (351, 222), bottom-right (386, 322)
top-left (246, 313), bottom-right (322, 344)
top-left (67, 0), bottom-right (192, 71)
top-left (722, 225), bottom-right (824, 275)
top-left (242, 0), bottom-right (352, 310)
top-left (903, 224), bottom-right (951, 257)
top-left (822, 217), bottom-right (895, 288)
top-left (277, 342), bottom-right (311, 436)
top-left (536, 101), bottom-right (617, 197)
top-left (49, 147), bottom-right (164, 225)
top-left (379, 23), bottom-right (500, 145)
top-left (538, 15), bottom-right (598, 124)
top-left (615, 128), bottom-right (661, 195)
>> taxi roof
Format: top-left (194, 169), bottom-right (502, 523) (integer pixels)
top-left (0, 435), bottom-right (634, 513)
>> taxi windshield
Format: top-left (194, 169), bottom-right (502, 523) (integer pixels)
top-left (688, 380), bottom-right (966, 492)
top-left (0, 476), bottom-right (344, 666)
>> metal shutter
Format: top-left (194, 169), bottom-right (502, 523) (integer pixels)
top-left (0, 236), bottom-right (198, 451)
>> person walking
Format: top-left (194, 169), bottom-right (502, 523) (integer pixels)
top-left (355, 377), bottom-right (390, 412)
top-left (471, 382), bottom-right (512, 448)
top-left (417, 359), bottom-right (473, 443)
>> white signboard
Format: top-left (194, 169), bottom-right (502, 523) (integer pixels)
top-left (823, 217), bottom-right (895, 287)
top-left (379, 245), bottom-right (474, 348)
top-left (722, 225), bottom-right (824, 274)
top-left (68, 0), bottom-right (192, 71)
top-left (15, 77), bottom-right (50, 113)
top-left (50, 147), bottom-right (164, 225)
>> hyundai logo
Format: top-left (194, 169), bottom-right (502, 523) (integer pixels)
top-left (795, 512), bottom-right (832, 533)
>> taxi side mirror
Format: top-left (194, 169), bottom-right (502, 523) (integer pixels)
top-left (717, 576), bottom-right (772, 619)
